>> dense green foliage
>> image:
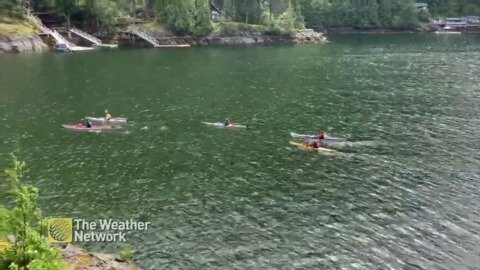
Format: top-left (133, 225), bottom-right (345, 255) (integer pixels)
top-left (427, 0), bottom-right (480, 16)
top-left (119, 245), bottom-right (135, 262)
top-left (2, 0), bottom-right (480, 33)
top-left (300, 0), bottom-right (480, 30)
top-left (0, 156), bottom-right (64, 270)
top-left (155, 0), bottom-right (213, 35)
top-left (300, 0), bottom-right (419, 29)
top-left (155, 0), bottom-right (303, 35)
top-left (90, 0), bottom-right (127, 30)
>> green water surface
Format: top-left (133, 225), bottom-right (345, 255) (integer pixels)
top-left (1, 34), bottom-right (480, 269)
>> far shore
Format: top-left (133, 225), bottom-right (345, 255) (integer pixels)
top-left (323, 26), bottom-right (480, 35)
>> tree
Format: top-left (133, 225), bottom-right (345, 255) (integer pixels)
top-left (351, 0), bottom-right (380, 28)
top-left (55, 0), bottom-right (76, 29)
top-left (156, 0), bottom-right (196, 34)
top-left (234, 0), bottom-right (262, 24)
top-left (93, 0), bottom-right (126, 31)
top-left (291, 0), bottom-right (305, 28)
top-left (392, 0), bottom-right (419, 29)
top-left (145, 0), bottom-right (156, 17)
top-left (378, 0), bottom-right (394, 27)
top-left (0, 156), bottom-right (65, 269)
top-left (300, 0), bottom-right (422, 29)
top-left (194, 0), bottom-right (213, 35)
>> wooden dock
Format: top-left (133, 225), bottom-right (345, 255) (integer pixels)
top-left (125, 26), bottom-right (190, 48)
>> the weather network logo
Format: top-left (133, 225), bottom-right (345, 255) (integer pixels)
top-left (47, 217), bottom-right (151, 243)
top-left (47, 218), bottom-right (73, 243)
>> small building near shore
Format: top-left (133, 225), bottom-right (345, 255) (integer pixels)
top-left (467, 16), bottom-right (480, 25)
top-left (429, 17), bottom-right (480, 31)
top-left (414, 2), bottom-right (429, 10)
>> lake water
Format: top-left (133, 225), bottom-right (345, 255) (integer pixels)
top-left (1, 34), bottom-right (480, 269)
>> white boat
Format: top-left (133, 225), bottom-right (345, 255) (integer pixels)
top-left (69, 46), bottom-right (95, 52)
top-left (93, 44), bottom-right (118, 49)
top-left (434, 31), bottom-right (461, 34)
top-left (434, 26), bottom-right (462, 34)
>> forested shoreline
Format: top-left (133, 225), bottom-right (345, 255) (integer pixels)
top-left (302, 0), bottom-right (480, 30)
top-left (1, 0), bottom-right (306, 36)
top-left (1, 0), bottom-right (480, 36)
top-left (1, 0), bottom-right (480, 52)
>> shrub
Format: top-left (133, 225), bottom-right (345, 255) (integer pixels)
top-left (0, 156), bottom-right (65, 270)
top-left (119, 245), bottom-right (135, 262)
top-left (417, 9), bottom-right (430, 23)
top-left (193, 1), bottom-right (213, 36)
top-left (94, 0), bottom-right (127, 31)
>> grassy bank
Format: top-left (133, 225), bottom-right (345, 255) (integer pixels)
top-left (0, 13), bottom-right (37, 38)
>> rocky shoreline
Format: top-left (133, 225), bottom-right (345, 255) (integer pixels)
top-left (3, 235), bottom-right (138, 269)
top-left (120, 28), bottom-right (327, 47)
top-left (0, 28), bottom-right (327, 53)
top-left (0, 35), bottom-right (48, 53)
top-left (57, 244), bottom-right (139, 270)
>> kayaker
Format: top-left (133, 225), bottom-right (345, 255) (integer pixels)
top-left (307, 141), bottom-right (319, 149)
top-left (318, 132), bottom-right (326, 140)
top-left (86, 119), bottom-right (93, 128)
top-left (224, 118), bottom-right (231, 126)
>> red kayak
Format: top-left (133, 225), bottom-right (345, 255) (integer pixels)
top-left (62, 124), bottom-right (116, 132)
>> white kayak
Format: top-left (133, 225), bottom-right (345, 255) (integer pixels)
top-left (86, 117), bottom-right (128, 125)
top-left (202, 122), bottom-right (248, 129)
top-left (289, 141), bottom-right (338, 153)
top-left (290, 132), bottom-right (346, 142)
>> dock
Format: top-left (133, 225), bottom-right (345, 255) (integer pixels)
top-left (28, 15), bottom-right (94, 52)
top-left (125, 26), bottom-right (190, 48)
top-left (154, 44), bottom-right (191, 48)
top-left (69, 27), bottom-right (118, 48)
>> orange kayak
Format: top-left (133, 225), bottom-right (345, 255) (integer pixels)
top-left (289, 141), bottom-right (338, 153)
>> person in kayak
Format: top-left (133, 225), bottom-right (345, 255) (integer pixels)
top-left (85, 119), bottom-right (93, 128)
top-left (224, 118), bottom-right (231, 126)
top-left (307, 140), bottom-right (319, 149)
top-left (318, 132), bottom-right (326, 140)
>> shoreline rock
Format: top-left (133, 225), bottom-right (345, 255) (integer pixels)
top-left (56, 244), bottom-right (139, 270)
top-left (0, 28), bottom-right (327, 53)
top-left (3, 235), bottom-right (138, 269)
top-left (119, 28), bottom-right (328, 48)
top-left (0, 35), bottom-right (48, 53)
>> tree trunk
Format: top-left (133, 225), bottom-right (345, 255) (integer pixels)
top-left (133, 0), bottom-right (137, 23)
top-left (67, 13), bottom-right (72, 38)
top-left (269, 0), bottom-right (272, 20)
